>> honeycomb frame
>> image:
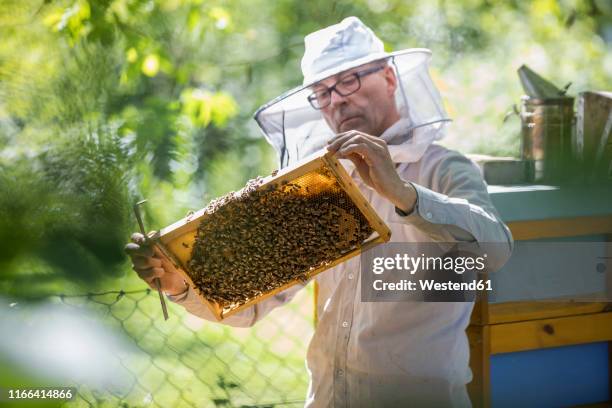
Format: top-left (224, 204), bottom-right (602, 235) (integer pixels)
top-left (152, 149), bottom-right (392, 320)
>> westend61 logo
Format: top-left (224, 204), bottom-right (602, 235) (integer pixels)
top-left (360, 244), bottom-right (499, 302)
top-left (372, 254), bottom-right (493, 292)
top-left (369, 253), bottom-right (492, 293)
top-left (362, 241), bottom-right (612, 303)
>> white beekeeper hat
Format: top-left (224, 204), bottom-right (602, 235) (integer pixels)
top-left (254, 16), bottom-right (451, 168)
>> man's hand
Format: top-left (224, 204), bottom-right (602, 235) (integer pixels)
top-left (124, 233), bottom-right (188, 296)
top-left (327, 130), bottom-right (417, 213)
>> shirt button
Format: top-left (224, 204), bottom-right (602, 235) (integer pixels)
top-left (348, 273), bottom-right (354, 280)
top-left (342, 321), bottom-right (349, 328)
top-left (426, 211), bottom-right (433, 219)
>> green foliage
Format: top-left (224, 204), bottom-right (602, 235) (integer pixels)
top-left (0, 0), bottom-right (610, 296)
top-left (0, 125), bottom-right (132, 293)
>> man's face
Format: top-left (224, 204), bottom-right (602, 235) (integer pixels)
top-left (312, 62), bottom-right (399, 136)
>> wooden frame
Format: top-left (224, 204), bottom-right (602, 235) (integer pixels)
top-left (506, 215), bottom-right (612, 241)
top-left (488, 311), bottom-right (612, 354)
top-left (469, 312), bottom-right (612, 408)
top-left (152, 149), bottom-right (391, 321)
top-left (467, 325), bottom-right (491, 408)
top-left (471, 214), bottom-right (612, 327)
top-left (468, 216), bottom-right (612, 407)
top-left (473, 301), bottom-right (611, 326)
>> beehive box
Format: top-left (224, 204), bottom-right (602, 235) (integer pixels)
top-left (152, 149), bottom-right (391, 320)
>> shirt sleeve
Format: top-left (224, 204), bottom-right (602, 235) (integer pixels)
top-left (166, 281), bottom-right (307, 327)
top-left (390, 151), bottom-right (514, 271)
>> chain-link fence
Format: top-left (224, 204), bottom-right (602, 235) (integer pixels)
top-left (5, 286), bottom-right (315, 408)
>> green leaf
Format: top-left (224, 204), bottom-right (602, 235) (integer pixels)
top-left (141, 53), bottom-right (160, 77)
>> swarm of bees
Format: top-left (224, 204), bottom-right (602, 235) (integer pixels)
top-left (188, 168), bottom-right (373, 309)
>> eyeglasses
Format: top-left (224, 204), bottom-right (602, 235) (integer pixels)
top-left (307, 65), bottom-right (385, 110)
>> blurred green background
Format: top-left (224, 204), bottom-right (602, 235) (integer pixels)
top-left (0, 0), bottom-right (610, 406)
top-left (1, 0), bottom-right (611, 294)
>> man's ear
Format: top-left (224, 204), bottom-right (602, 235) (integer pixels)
top-left (384, 65), bottom-right (398, 96)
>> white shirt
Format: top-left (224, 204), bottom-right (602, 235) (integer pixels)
top-left (168, 140), bottom-right (513, 408)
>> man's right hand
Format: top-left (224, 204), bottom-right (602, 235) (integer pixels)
top-left (124, 233), bottom-right (189, 296)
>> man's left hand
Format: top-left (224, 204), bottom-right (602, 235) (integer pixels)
top-left (327, 130), bottom-right (417, 213)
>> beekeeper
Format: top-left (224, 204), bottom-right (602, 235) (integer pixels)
top-left (126, 16), bottom-right (513, 407)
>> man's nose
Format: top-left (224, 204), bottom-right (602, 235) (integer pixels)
top-left (329, 88), bottom-right (348, 108)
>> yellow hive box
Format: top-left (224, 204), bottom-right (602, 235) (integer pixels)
top-left (151, 149), bottom-right (391, 320)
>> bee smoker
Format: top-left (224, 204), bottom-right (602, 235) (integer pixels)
top-left (517, 65), bottom-right (576, 183)
top-left (520, 95), bottom-right (575, 183)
